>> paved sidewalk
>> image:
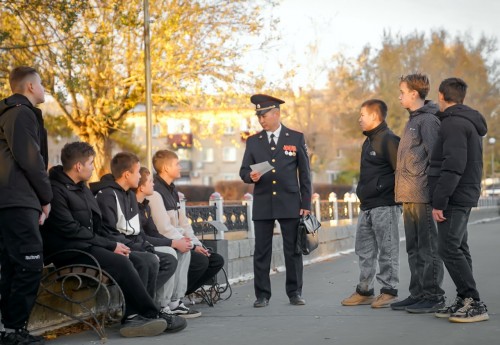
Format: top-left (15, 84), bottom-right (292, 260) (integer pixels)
top-left (49, 220), bottom-right (500, 345)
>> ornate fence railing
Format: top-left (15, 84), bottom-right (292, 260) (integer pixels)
top-left (184, 192), bottom-right (498, 239)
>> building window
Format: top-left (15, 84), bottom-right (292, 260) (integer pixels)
top-left (222, 173), bottom-right (238, 180)
top-left (203, 148), bottom-right (214, 162)
top-left (152, 123), bottom-right (161, 138)
top-left (202, 175), bottom-right (213, 186)
top-left (224, 125), bottom-right (235, 135)
top-left (166, 118), bottom-right (190, 134)
top-left (222, 147), bottom-right (237, 162)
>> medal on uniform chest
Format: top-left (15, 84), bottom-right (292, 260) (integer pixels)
top-left (283, 145), bottom-right (297, 156)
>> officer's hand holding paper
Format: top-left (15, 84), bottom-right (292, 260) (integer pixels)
top-left (250, 161), bottom-right (274, 182)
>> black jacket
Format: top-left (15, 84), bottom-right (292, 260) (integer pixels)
top-left (138, 199), bottom-right (173, 247)
top-left (356, 122), bottom-right (400, 211)
top-left (90, 174), bottom-right (153, 252)
top-left (0, 94), bottom-right (52, 211)
top-left (429, 104), bottom-right (488, 209)
top-left (239, 124), bottom-right (312, 220)
top-left (42, 166), bottom-right (116, 255)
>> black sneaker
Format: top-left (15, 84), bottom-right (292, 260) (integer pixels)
top-left (119, 315), bottom-right (167, 337)
top-left (390, 296), bottom-right (421, 310)
top-left (2, 328), bottom-right (45, 345)
top-left (435, 297), bottom-right (464, 318)
top-left (159, 309), bottom-right (188, 333)
top-left (405, 298), bottom-right (445, 314)
top-left (449, 298), bottom-right (489, 323)
top-left (171, 302), bottom-right (202, 319)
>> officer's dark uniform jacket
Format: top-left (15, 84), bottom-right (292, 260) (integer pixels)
top-left (90, 174), bottom-right (154, 252)
top-left (239, 124), bottom-right (312, 220)
top-left (429, 104), bottom-right (488, 210)
top-left (0, 94), bottom-right (52, 211)
top-left (356, 121), bottom-right (400, 211)
top-left (42, 165), bottom-right (117, 255)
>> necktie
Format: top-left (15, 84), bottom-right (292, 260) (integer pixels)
top-left (270, 133), bottom-right (276, 150)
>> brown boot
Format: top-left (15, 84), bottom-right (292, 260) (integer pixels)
top-left (341, 292), bottom-right (375, 306)
top-left (371, 293), bottom-right (398, 308)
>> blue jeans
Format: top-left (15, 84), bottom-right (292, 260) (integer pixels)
top-left (437, 206), bottom-right (480, 300)
top-left (403, 203), bottom-right (444, 300)
top-left (355, 205), bottom-right (401, 296)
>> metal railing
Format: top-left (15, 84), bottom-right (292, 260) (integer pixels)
top-left (183, 191), bottom-right (498, 239)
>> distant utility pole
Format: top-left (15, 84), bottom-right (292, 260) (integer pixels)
top-left (144, 0), bottom-right (153, 172)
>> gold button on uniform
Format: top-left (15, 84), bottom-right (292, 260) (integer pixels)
top-left (272, 181), bottom-right (276, 184)
top-left (273, 191), bottom-right (277, 195)
top-left (272, 159), bottom-right (276, 162)
top-left (272, 169), bottom-right (276, 173)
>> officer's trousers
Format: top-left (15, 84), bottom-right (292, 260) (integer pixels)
top-left (253, 218), bottom-right (302, 300)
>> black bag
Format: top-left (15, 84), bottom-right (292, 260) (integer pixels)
top-left (295, 214), bottom-right (321, 255)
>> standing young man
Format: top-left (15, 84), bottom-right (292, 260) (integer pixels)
top-left (147, 150), bottom-right (224, 317)
top-left (0, 66), bottom-right (52, 345)
top-left (391, 74), bottom-right (445, 313)
top-left (239, 94), bottom-right (312, 307)
top-left (341, 99), bottom-right (401, 308)
top-left (430, 78), bottom-right (489, 323)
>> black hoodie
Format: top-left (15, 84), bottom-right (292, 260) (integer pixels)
top-left (42, 165), bottom-right (116, 255)
top-left (429, 104), bottom-right (488, 209)
top-left (90, 174), bottom-right (154, 252)
top-left (0, 94), bottom-right (52, 211)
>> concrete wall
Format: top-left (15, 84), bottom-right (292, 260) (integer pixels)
top-left (224, 206), bottom-right (500, 283)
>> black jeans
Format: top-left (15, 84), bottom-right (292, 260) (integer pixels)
top-left (186, 250), bottom-right (224, 295)
top-left (0, 208), bottom-right (43, 329)
top-left (403, 203), bottom-right (444, 300)
top-left (437, 206), bottom-right (480, 300)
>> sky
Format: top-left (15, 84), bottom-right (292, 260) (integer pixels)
top-left (245, 0), bottom-right (500, 89)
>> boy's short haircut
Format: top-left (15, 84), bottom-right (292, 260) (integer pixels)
top-left (361, 99), bottom-right (388, 120)
top-left (439, 78), bottom-right (467, 104)
top-left (110, 152), bottom-right (140, 179)
top-left (138, 167), bottom-right (151, 187)
top-left (61, 142), bottom-right (96, 171)
top-left (152, 150), bottom-right (178, 173)
top-left (400, 73), bottom-right (430, 100)
top-left (9, 66), bottom-right (39, 93)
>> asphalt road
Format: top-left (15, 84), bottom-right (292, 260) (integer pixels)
top-left (48, 219), bottom-right (500, 345)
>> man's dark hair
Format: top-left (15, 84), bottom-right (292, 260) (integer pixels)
top-left (9, 66), bottom-right (39, 93)
top-left (400, 73), bottom-right (430, 100)
top-left (111, 152), bottom-right (140, 179)
top-left (361, 99), bottom-right (388, 120)
top-left (61, 142), bottom-right (96, 171)
top-left (439, 78), bottom-right (467, 104)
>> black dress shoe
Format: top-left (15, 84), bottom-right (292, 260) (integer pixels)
top-left (253, 298), bottom-right (269, 308)
top-left (289, 295), bottom-right (306, 305)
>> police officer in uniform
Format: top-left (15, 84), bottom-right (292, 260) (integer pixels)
top-left (239, 94), bottom-right (312, 307)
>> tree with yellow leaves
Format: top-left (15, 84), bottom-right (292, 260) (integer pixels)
top-left (0, 0), bottom-right (277, 176)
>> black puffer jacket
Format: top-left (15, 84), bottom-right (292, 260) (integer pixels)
top-left (42, 166), bottom-right (116, 256)
top-left (0, 94), bottom-right (52, 211)
top-left (429, 104), bottom-right (488, 209)
top-left (356, 122), bottom-right (400, 211)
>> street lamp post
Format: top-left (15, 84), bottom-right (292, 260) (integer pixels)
top-left (144, 0), bottom-right (153, 172)
top-left (488, 137), bottom-right (496, 179)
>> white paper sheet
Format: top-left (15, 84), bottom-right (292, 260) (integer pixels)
top-left (250, 161), bottom-right (274, 175)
